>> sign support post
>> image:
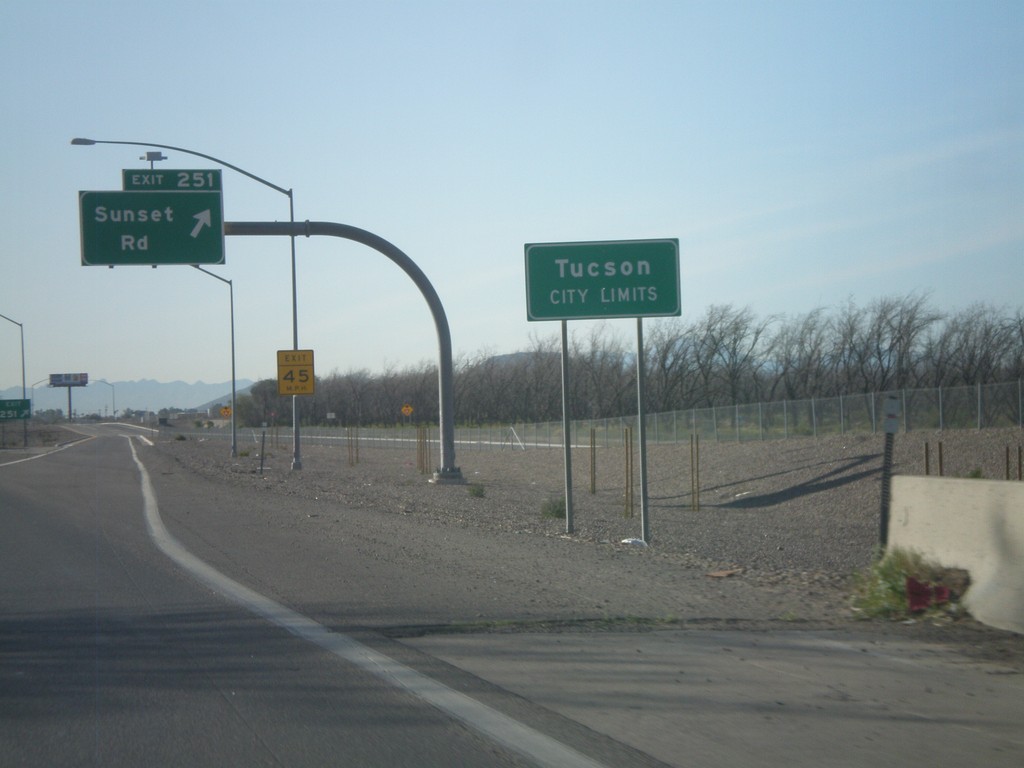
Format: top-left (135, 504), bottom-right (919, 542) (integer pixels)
top-left (560, 320), bottom-right (574, 534)
top-left (636, 318), bottom-right (651, 543)
top-left (880, 393), bottom-right (900, 549)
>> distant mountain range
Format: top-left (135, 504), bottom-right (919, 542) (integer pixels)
top-left (1, 379), bottom-right (255, 416)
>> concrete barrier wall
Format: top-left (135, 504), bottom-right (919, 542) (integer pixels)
top-left (889, 476), bottom-right (1024, 635)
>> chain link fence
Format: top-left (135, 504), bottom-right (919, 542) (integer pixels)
top-left (473, 379), bottom-right (1024, 449)
top-left (178, 380), bottom-right (1023, 451)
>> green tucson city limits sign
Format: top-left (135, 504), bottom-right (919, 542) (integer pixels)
top-left (525, 238), bottom-right (680, 321)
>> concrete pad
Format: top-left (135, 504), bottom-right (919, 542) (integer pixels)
top-left (407, 630), bottom-right (1024, 768)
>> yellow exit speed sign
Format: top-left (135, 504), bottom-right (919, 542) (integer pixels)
top-left (277, 349), bottom-right (315, 396)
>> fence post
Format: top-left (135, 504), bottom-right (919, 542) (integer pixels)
top-left (977, 382), bottom-right (982, 430)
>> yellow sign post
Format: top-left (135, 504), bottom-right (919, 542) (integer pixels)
top-left (277, 349), bottom-right (315, 396)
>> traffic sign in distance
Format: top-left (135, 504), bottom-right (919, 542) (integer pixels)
top-left (79, 190), bottom-right (225, 266)
top-left (0, 399), bottom-right (30, 420)
top-left (525, 239), bottom-right (680, 321)
top-left (277, 350), bottom-right (315, 396)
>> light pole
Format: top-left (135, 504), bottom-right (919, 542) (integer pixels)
top-left (0, 312), bottom-right (27, 446)
top-left (193, 266), bottom-right (237, 457)
top-left (97, 379), bottom-right (116, 420)
top-left (71, 137), bottom-right (303, 469)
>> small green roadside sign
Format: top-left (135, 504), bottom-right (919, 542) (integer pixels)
top-left (79, 189), bottom-right (225, 266)
top-left (122, 168), bottom-right (223, 191)
top-left (0, 399), bottom-right (30, 420)
top-left (525, 239), bottom-right (680, 321)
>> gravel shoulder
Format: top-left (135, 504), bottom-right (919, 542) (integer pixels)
top-left (144, 425), bottom-right (1023, 669)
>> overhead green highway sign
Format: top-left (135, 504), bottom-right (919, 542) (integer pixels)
top-left (525, 238), bottom-right (680, 321)
top-left (122, 168), bottom-right (223, 191)
top-left (79, 189), bottom-right (225, 266)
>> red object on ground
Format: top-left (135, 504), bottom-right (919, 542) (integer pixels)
top-left (906, 577), bottom-right (933, 612)
top-left (906, 577), bottom-right (951, 612)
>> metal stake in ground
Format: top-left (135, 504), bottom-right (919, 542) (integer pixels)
top-left (879, 393), bottom-right (900, 548)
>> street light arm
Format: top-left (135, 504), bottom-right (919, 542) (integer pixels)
top-left (193, 264), bottom-right (231, 287)
top-left (0, 312), bottom-right (26, 398)
top-left (71, 138), bottom-right (292, 198)
top-left (191, 266), bottom-right (238, 458)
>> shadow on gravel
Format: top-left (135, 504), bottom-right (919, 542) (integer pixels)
top-left (657, 453), bottom-right (881, 510)
top-left (718, 455), bottom-right (881, 509)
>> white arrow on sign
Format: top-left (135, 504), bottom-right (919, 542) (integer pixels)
top-left (191, 209), bottom-right (212, 238)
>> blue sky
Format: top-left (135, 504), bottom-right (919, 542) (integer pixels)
top-left (1, 0), bottom-right (1021, 397)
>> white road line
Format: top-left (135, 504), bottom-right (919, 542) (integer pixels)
top-left (0, 438), bottom-right (90, 467)
top-left (127, 438), bottom-right (609, 768)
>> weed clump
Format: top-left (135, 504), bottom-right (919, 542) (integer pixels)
top-left (851, 547), bottom-right (970, 621)
top-left (541, 496), bottom-right (566, 519)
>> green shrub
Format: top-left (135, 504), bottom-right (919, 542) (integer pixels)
top-left (467, 483), bottom-right (485, 498)
top-left (174, 434), bottom-right (187, 441)
top-left (541, 496), bottom-right (566, 519)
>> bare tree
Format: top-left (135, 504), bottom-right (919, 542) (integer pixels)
top-left (243, 296), bottom-right (1019, 428)
top-left (570, 323), bottom-right (633, 418)
top-left (767, 307), bottom-right (831, 400)
top-left (923, 303), bottom-right (1018, 386)
top-left (689, 305), bottom-right (775, 405)
top-left (645, 318), bottom-right (698, 411)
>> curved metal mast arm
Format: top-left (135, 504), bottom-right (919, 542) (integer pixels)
top-left (224, 220), bottom-right (461, 480)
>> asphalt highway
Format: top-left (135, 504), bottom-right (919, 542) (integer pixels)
top-left (2, 426), bottom-right (1021, 767)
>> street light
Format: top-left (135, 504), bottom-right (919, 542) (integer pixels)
top-left (0, 312), bottom-right (27, 446)
top-left (71, 137), bottom-right (304, 469)
top-left (193, 266), bottom-right (237, 458)
top-left (97, 379), bottom-right (116, 420)
top-left (29, 378), bottom-right (50, 422)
